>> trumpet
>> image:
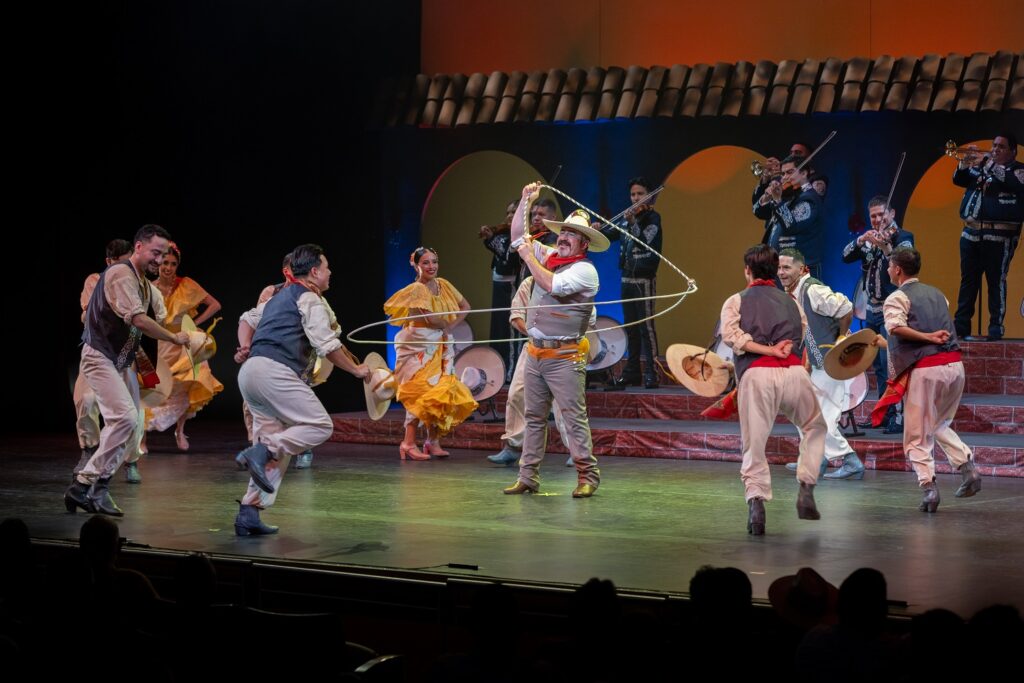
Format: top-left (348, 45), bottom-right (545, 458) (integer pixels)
top-left (945, 140), bottom-right (991, 162)
top-left (750, 160), bottom-right (776, 177)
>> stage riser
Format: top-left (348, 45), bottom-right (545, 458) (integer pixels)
top-left (331, 418), bottom-right (1024, 478)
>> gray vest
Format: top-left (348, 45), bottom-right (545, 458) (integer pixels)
top-left (734, 285), bottom-right (804, 382)
top-left (250, 284), bottom-right (319, 382)
top-left (797, 277), bottom-right (840, 369)
top-left (887, 281), bottom-right (959, 378)
top-left (82, 262), bottom-right (150, 370)
top-left (525, 260), bottom-right (595, 340)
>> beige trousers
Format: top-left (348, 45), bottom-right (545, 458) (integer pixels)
top-left (737, 365), bottom-right (826, 501)
top-left (903, 362), bottom-right (971, 485)
top-left (501, 346), bottom-right (567, 449)
top-left (238, 356), bottom-right (333, 508)
top-left (77, 344), bottom-right (141, 483)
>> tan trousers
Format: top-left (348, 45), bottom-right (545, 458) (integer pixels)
top-left (903, 362), bottom-right (971, 486)
top-left (238, 356), bottom-right (333, 508)
top-left (501, 346), bottom-right (567, 449)
top-left (77, 344), bottom-right (141, 483)
top-left (517, 352), bottom-right (599, 490)
top-left (809, 368), bottom-right (855, 459)
top-left (737, 365), bottom-right (826, 501)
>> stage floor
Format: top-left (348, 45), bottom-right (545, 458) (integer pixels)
top-left (4, 423), bottom-right (1023, 617)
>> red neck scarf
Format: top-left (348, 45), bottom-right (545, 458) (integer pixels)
top-left (284, 270), bottom-right (322, 297)
top-left (545, 252), bottom-right (587, 271)
top-left (747, 278), bottom-right (778, 288)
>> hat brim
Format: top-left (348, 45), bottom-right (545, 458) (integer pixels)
top-left (823, 329), bottom-right (879, 380)
top-left (453, 346), bottom-right (505, 401)
top-left (666, 343), bottom-right (733, 397)
top-left (585, 316), bottom-right (628, 371)
top-left (363, 352), bottom-right (394, 420)
top-left (542, 219), bottom-right (610, 252)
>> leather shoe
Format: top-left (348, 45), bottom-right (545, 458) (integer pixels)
top-left (124, 461), bottom-right (142, 484)
top-left (64, 479), bottom-right (94, 513)
top-left (234, 503), bottom-right (279, 536)
top-left (240, 443), bottom-right (275, 494)
top-left (601, 376), bottom-right (628, 392)
top-left (786, 458), bottom-right (829, 477)
top-left (503, 481), bottom-right (535, 495)
top-left (487, 447), bottom-right (521, 465)
top-left (88, 477), bottom-right (123, 517)
top-left (823, 452), bottom-right (864, 480)
top-left (747, 497), bottom-right (765, 535)
top-left (919, 480), bottom-right (940, 513)
top-left (796, 482), bottom-right (820, 520)
top-left (294, 451), bottom-right (314, 469)
top-left (572, 483), bottom-right (597, 498)
top-left (643, 376), bottom-right (659, 389)
top-left (954, 460), bottom-right (981, 498)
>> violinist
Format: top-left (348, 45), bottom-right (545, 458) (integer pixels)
top-left (752, 142), bottom-right (809, 243)
top-left (842, 196), bottom-right (914, 420)
top-left (480, 198), bottom-right (520, 377)
top-left (758, 154), bottom-right (825, 279)
top-left (599, 176), bottom-right (663, 388)
top-left (951, 133), bottom-right (1023, 341)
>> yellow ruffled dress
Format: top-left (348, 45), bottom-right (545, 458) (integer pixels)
top-left (383, 278), bottom-right (477, 436)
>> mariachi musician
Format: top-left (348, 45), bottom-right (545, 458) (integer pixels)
top-left (599, 176), bottom-right (663, 389)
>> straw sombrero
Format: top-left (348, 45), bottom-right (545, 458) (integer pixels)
top-left (454, 346), bottom-right (505, 401)
top-left (309, 356), bottom-right (333, 386)
top-left (585, 316), bottom-right (627, 371)
top-left (362, 352), bottom-right (396, 420)
top-left (176, 314), bottom-right (218, 379)
top-left (666, 343), bottom-right (733, 397)
top-left (823, 329), bottom-right (879, 381)
top-left (542, 209), bottom-right (610, 252)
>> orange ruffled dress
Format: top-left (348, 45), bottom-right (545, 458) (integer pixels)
top-left (383, 278), bottom-right (477, 436)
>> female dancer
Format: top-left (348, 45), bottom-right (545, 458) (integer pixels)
top-left (145, 243), bottom-right (223, 451)
top-left (384, 247), bottom-right (476, 459)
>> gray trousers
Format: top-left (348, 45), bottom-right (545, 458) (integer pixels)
top-left (517, 350), bottom-right (600, 490)
top-left (77, 344), bottom-right (141, 483)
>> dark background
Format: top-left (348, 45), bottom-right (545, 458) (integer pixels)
top-left (16, 1), bottom-right (420, 433)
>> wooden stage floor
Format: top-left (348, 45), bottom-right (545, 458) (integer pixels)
top-left (3, 422), bottom-right (1022, 617)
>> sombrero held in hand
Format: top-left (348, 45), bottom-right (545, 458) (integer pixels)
top-left (666, 343), bottom-right (733, 397)
top-left (823, 329), bottom-right (880, 381)
top-left (362, 352), bottom-right (397, 420)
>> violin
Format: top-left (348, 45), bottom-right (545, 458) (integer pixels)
top-left (478, 222), bottom-right (511, 239)
top-left (624, 204), bottom-right (652, 222)
top-left (780, 180), bottom-right (803, 200)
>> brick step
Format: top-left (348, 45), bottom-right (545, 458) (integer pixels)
top-left (483, 389), bottom-right (1024, 435)
top-left (331, 412), bottom-right (1024, 478)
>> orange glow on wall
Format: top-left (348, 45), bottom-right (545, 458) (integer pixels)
top-left (423, 0), bottom-right (1022, 75)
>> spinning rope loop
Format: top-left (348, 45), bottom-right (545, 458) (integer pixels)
top-left (347, 183), bottom-right (698, 347)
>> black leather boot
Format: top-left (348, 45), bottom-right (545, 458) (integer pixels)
top-left (919, 480), bottom-right (940, 513)
top-left (88, 477), bottom-right (123, 517)
top-left (796, 482), bottom-right (820, 520)
top-left (954, 460), bottom-right (981, 498)
top-left (234, 503), bottom-right (279, 536)
top-left (64, 479), bottom-right (94, 513)
top-left (747, 497), bottom-right (766, 535)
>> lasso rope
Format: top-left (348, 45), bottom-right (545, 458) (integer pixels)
top-left (346, 183), bottom-right (698, 346)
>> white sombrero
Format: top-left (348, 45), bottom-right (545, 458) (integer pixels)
top-left (585, 315), bottom-right (628, 371)
top-left (666, 343), bottom-right (733, 397)
top-left (309, 356), bottom-right (333, 386)
top-left (454, 346), bottom-right (505, 402)
top-left (823, 329), bottom-right (879, 381)
top-left (542, 209), bottom-right (611, 252)
top-left (362, 352), bottom-right (397, 421)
